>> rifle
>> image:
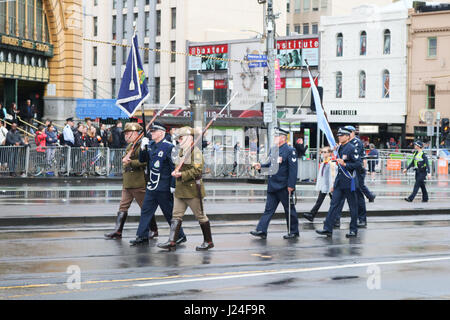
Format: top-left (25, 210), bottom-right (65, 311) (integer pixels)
top-left (122, 94), bottom-right (176, 162)
top-left (174, 92), bottom-right (238, 173)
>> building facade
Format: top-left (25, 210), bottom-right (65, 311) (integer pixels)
top-left (0, 0), bottom-right (82, 122)
top-left (82, 0), bottom-right (287, 113)
top-left (407, 3), bottom-right (450, 144)
top-left (320, 3), bottom-right (409, 148)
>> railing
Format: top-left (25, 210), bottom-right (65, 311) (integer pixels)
top-left (0, 146), bottom-right (448, 179)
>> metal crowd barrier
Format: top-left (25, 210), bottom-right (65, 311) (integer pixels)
top-left (0, 146), bottom-right (447, 179)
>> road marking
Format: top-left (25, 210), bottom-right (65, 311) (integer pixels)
top-left (134, 256), bottom-right (450, 288)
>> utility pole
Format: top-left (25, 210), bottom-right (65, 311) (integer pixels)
top-left (260, 0), bottom-right (277, 149)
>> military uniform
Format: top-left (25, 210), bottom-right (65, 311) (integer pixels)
top-left (316, 128), bottom-right (362, 238)
top-left (250, 128), bottom-right (299, 239)
top-left (158, 126), bottom-right (213, 251)
top-left (405, 141), bottom-right (430, 202)
top-left (104, 122), bottom-right (158, 239)
top-left (130, 122), bottom-right (186, 245)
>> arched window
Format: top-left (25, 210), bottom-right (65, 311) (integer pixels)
top-left (336, 33), bottom-right (343, 57)
top-left (359, 71), bottom-right (366, 98)
top-left (360, 31), bottom-right (367, 55)
top-left (383, 29), bottom-right (391, 55)
top-left (382, 70), bottom-right (390, 98)
top-left (0, 51), bottom-right (4, 62)
top-left (336, 71), bottom-right (343, 98)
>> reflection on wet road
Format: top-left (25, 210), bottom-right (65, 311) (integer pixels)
top-left (1, 216), bottom-right (450, 299)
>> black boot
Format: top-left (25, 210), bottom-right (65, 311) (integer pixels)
top-left (104, 211), bottom-right (128, 239)
top-left (157, 219), bottom-right (182, 251)
top-left (149, 215), bottom-right (158, 239)
top-left (196, 221), bottom-right (214, 251)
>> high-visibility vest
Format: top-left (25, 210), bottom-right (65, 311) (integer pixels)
top-left (413, 151), bottom-right (426, 169)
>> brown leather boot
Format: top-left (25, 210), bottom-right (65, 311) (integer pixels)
top-left (196, 221), bottom-right (214, 251)
top-left (104, 211), bottom-right (128, 239)
top-left (157, 219), bottom-right (181, 251)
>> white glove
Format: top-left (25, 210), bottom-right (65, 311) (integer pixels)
top-left (141, 137), bottom-right (150, 150)
top-left (170, 187), bottom-right (176, 194)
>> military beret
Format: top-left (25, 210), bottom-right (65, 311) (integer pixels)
top-left (123, 122), bottom-right (143, 132)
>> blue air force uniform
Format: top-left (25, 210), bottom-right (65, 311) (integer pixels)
top-left (318, 128), bottom-right (362, 236)
top-left (252, 128), bottom-right (299, 238)
top-left (134, 124), bottom-right (186, 240)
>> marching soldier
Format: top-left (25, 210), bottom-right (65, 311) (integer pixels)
top-left (157, 126), bottom-right (214, 251)
top-left (104, 122), bottom-right (158, 239)
top-left (403, 140), bottom-right (430, 202)
top-left (250, 127), bottom-right (299, 240)
top-left (129, 122), bottom-right (187, 246)
top-left (316, 127), bottom-right (362, 238)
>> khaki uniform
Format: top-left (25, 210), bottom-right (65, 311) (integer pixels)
top-left (119, 142), bottom-right (147, 212)
top-left (173, 146), bottom-right (208, 223)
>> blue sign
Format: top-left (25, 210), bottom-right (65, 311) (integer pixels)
top-left (248, 61), bottom-right (268, 68)
top-left (247, 54), bottom-right (267, 61)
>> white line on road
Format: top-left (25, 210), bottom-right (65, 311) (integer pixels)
top-left (134, 256), bottom-right (450, 288)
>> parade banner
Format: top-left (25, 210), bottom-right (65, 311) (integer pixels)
top-left (116, 33), bottom-right (150, 117)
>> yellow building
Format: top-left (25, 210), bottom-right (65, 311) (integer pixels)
top-left (0, 0), bottom-right (82, 122)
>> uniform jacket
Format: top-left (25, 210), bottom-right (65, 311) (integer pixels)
top-left (334, 142), bottom-right (362, 190)
top-left (261, 143), bottom-right (298, 193)
top-left (174, 146), bottom-right (206, 199)
top-left (123, 141), bottom-right (146, 189)
top-left (407, 150), bottom-right (430, 175)
top-left (350, 136), bottom-right (365, 173)
top-left (139, 139), bottom-right (175, 192)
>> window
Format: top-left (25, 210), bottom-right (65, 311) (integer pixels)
top-left (123, 0), bottom-right (127, 8)
top-left (428, 37), bottom-right (437, 57)
top-left (8, 0), bottom-right (16, 35)
top-left (155, 77), bottom-right (160, 104)
top-left (286, 24), bottom-right (290, 35)
top-left (312, 24), bottom-right (318, 34)
top-left (287, 0), bottom-right (290, 13)
top-left (171, 41), bottom-right (176, 62)
top-left (336, 72), bottom-right (342, 98)
top-left (144, 44), bottom-right (149, 64)
top-left (112, 16), bottom-right (117, 40)
top-left (427, 85), bottom-right (435, 109)
top-left (360, 31), bottom-right (367, 56)
top-left (312, 0), bottom-right (319, 11)
top-left (382, 70), bottom-right (390, 98)
top-left (134, 13), bottom-right (138, 29)
top-left (94, 0), bottom-right (98, 6)
top-left (112, 79), bottom-right (116, 99)
top-left (93, 80), bottom-right (97, 99)
top-left (383, 29), bottom-right (391, 55)
top-left (303, 0), bottom-right (310, 11)
top-left (303, 23), bottom-right (309, 35)
top-left (0, 2), bottom-right (6, 34)
top-left (294, 24), bottom-right (300, 34)
top-left (93, 47), bottom-right (97, 66)
top-left (359, 71), bottom-right (366, 98)
top-left (123, 46), bottom-right (127, 65)
top-left (113, 0), bottom-right (117, 10)
top-left (156, 10), bottom-right (161, 36)
top-left (36, 0), bottom-right (43, 41)
top-left (321, 0), bottom-right (328, 8)
top-left (171, 8), bottom-right (176, 29)
top-left (336, 33), bottom-right (343, 57)
top-left (123, 14), bottom-right (127, 38)
top-left (155, 42), bottom-right (160, 63)
top-left (94, 17), bottom-right (98, 37)
top-left (170, 77), bottom-right (176, 98)
top-left (18, 0), bottom-right (26, 38)
top-left (112, 46), bottom-right (116, 65)
top-left (145, 12), bottom-right (150, 37)
top-left (294, 0), bottom-right (301, 13)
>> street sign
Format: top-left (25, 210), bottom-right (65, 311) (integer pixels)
top-left (264, 102), bottom-right (273, 123)
top-left (427, 125), bottom-right (434, 136)
top-left (248, 61), bottom-right (268, 68)
top-left (247, 54), bottom-right (267, 61)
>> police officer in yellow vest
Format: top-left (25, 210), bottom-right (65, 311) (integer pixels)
top-left (403, 140), bottom-right (431, 202)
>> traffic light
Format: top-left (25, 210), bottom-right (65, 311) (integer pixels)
top-left (263, 76), bottom-right (268, 90)
top-left (442, 118), bottom-right (449, 137)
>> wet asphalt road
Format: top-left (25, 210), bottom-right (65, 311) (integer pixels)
top-left (1, 216), bottom-right (450, 300)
